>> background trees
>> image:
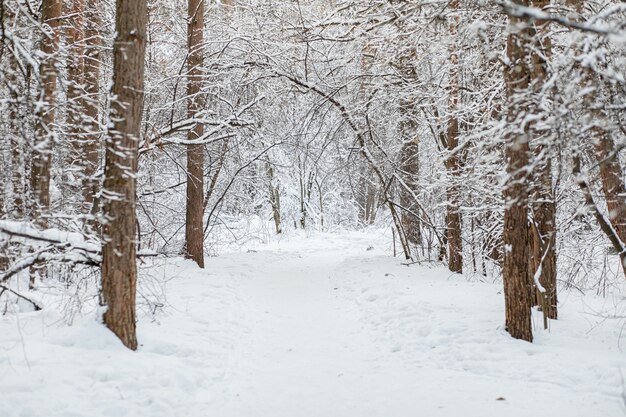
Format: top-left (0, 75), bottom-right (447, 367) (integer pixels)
top-left (0, 0), bottom-right (625, 347)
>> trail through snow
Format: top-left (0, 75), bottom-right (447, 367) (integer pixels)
top-left (2, 230), bottom-right (626, 416)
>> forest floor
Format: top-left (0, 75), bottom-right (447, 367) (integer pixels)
top-left (2, 229), bottom-right (626, 416)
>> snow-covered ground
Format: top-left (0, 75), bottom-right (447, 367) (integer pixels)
top-left (2, 230), bottom-right (626, 416)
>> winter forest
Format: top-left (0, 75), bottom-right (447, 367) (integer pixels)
top-left (1, 0), bottom-right (626, 415)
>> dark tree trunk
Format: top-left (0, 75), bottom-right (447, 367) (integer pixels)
top-left (502, 0), bottom-right (533, 343)
top-left (100, 0), bottom-right (148, 350)
top-left (184, 0), bottom-right (206, 268)
top-left (445, 0), bottom-right (462, 273)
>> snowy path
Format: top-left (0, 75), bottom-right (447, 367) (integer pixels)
top-left (2, 231), bottom-right (626, 416)
top-left (215, 249), bottom-right (428, 416)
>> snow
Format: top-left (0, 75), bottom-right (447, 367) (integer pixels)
top-left (2, 230), bottom-right (626, 416)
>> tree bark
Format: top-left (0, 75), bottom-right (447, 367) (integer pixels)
top-left (502, 0), bottom-right (533, 343)
top-left (594, 132), bottom-right (626, 276)
top-left (82, 0), bottom-right (102, 215)
top-left (64, 0), bottom-right (101, 216)
top-left (445, 0), bottom-right (463, 273)
top-left (528, 0), bottom-right (557, 320)
top-left (31, 0), bottom-right (62, 223)
top-left (184, 0), bottom-right (205, 268)
top-left (399, 137), bottom-right (421, 245)
top-left (396, 37), bottom-right (421, 247)
top-left (100, 0), bottom-right (148, 350)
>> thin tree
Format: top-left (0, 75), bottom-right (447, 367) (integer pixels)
top-left (82, 0), bottom-right (102, 216)
top-left (184, 0), bottom-right (206, 268)
top-left (395, 14), bottom-right (422, 247)
top-left (65, 0), bottom-right (102, 216)
top-left (31, 0), bottom-right (61, 223)
top-left (445, 0), bottom-right (463, 273)
top-left (100, 0), bottom-right (148, 350)
top-left (528, 0), bottom-right (557, 321)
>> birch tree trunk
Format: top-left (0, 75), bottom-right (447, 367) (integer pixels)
top-left (100, 0), bottom-right (148, 350)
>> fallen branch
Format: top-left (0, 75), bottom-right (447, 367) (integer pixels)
top-left (0, 284), bottom-right (43, 311)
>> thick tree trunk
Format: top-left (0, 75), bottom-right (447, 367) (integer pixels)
top-left (445, 0), bottom-right (462, 273)
top-left (502, 0), bottom-right (533, 343)
top-left (184, 0), bottom-right (205, 268)
top-left (31, 0), bottom-right (61, 223)
top-left (100, 0), bottom-right (148, 350)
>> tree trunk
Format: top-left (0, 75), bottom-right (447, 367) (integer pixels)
top-left (502, 0), bottom-right (533, 343)
top-left (31, 0), bottom-right (62, 223)
top-left (100, 0), bottom-right (148, 350)
top-left (399, 137), bottom-right (421, 245)
top-left (445, 0), bottom-right (462, 273)
top-left (266, 162), bottom-right (282, 234)
top-left (83, 0), bottom-right (102, 208)
top-left (528, 0), bottom-right (557, 320)
top-left (594, 133), bottom-right (626, 276)
top-left (396, 37), bottom-right (422, 247)
top-left (184, 0), bottom-right (205, 268)
top-left (65, 0), bottom-right (101, 216)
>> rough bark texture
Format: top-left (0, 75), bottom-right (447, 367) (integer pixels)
top-left (101, 0), bottom-right (148, 350)
top-left (31, 0), bottom-right (62, 222)
top-left (502, 1), bottom-right (533, 343)
top-left (445, 0), bottom-right (463, 273)
top-left (528, 0), bottom-right (557, 319)
top-left (184, 0), bottom-right (206, 268)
